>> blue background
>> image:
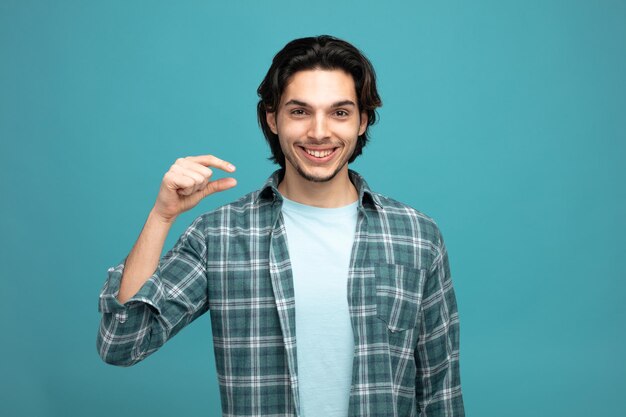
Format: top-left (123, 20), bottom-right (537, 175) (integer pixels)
top-left (1, 1), bottom-right (624, 416)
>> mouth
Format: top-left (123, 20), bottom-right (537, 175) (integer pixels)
top-left (297, 146), bottom-right (339, 163)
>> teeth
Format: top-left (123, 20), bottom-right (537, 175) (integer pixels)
top-left (305, 148), bottom-right (333, 158)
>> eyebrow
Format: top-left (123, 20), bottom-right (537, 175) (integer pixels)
top-left (283, 99), bottom-right (356, 108)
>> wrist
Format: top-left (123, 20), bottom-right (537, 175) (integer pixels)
top-left (148, 208), bottom-right (177, 226)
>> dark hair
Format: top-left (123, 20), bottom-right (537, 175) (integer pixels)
top-left (257, 35), bottom-right (382, 168)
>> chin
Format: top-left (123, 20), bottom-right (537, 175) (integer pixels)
top-left (295, 164), bottom-right (345, 183)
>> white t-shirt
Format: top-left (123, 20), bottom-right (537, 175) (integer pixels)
top-left (281, 195), bottom-right (358, 417)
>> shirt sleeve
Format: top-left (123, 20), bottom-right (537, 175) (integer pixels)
top-left (96, 215), bottom-right (209, 367)
top-left (415, 229), bottom-right (465, 416)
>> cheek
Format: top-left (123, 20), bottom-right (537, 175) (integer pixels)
top-left (277, 120), bottom-right (307, 139)
top-left (336, 122), bottom-right (362, 141)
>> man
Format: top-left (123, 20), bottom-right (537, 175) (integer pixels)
top-left (97, 35), bottom-right (464, 416)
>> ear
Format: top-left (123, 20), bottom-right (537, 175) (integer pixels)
top-left (358, 111), bottom-right (368, 136)
top-left (266, 112), bottom-right (278, 135)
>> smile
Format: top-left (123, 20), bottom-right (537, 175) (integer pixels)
top-left (298, 146), bottom-right (338, 162)
top-left (305, 148), bottom-right (333, 158)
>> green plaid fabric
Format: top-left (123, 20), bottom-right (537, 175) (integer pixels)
top-left (97, 169), bottom-right (464, 417)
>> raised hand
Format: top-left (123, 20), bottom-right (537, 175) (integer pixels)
top-left (153, 155), bottom-right (237, 222)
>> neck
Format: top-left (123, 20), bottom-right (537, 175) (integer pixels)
top-left (277, 165), bottom-right (358, 208)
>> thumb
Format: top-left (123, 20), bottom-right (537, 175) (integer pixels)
top-left (201, 177), bottom-right (238, 198)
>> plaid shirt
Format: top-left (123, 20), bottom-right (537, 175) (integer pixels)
top-left (97, 169), bottom-right (464, 417)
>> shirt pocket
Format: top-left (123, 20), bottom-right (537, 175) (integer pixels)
top-left (375, 263), bottom-right (427, 333)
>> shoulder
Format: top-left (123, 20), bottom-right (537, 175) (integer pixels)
top-left (351, 169), bottom-right (443, 247)
top-left (371, 191), bottom-right (444, 248)
top-left (193, 189), bottom-right (273, 231)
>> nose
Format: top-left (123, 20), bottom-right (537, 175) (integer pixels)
top-left (307, 112), bottom-right (331, 141)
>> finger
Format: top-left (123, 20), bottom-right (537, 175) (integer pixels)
top-left (184, 155), bottom-right (236, 173)
top-left (170, 164), bottom-right (207, 194)
top-left (177, 158), bottom-right (214, 182)
top-left (164, 171), bottom-right (195, 195)
top-left (202, 177), bottom-right (237, 197)
top-left (175, 177), bottom-right (197, 196)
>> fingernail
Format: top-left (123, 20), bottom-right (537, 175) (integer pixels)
top-left (228, 163), bottom-right (236, 171)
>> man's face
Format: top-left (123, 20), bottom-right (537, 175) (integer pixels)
top-left (266, 69), bottom-right (368, 183)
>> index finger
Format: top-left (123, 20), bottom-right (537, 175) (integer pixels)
top-left (186, 154), bottom-right (236, 172)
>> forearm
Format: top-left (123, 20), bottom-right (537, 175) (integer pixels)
top-left (117, 209), bottom-right (176, 304)
top-left (96, 213), bottom-right (207, 367)
top-left (97, 303), bottom-right (167, 366)
top-left (416, 233), bottom-right (464, 415)
top-left (415, 312), bottom-right (463, 416)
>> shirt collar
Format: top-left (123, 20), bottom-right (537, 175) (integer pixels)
top-left (256, 169), bottom-right (383, 211)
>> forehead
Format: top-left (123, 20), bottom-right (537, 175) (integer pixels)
top-left (280, 69), bottom-right (357, 106)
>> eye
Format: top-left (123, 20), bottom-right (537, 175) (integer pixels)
top-left (334, 110), bottom-right (349, 118)
top-left (290, 109), bottom-right (307, 116)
